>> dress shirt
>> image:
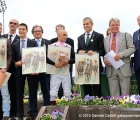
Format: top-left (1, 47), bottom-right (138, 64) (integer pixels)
top-left (8, 33), bottom-right (17, 43)
top-left (35, 39), bottom-right (42, 47)
top-left (84, 30), bottom-right (93, 43)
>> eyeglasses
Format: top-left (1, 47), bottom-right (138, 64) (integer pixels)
top-left (34, 30), bottom-right (42, 33)
top-left (63, 34), bottom-right (68, 36)
top-left (9, 22), bottom-right (17, 25)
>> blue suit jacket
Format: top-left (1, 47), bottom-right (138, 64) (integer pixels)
top-left (12, 38), bottom-right (38, 78)
top-left (133, 29), bottom-right (140, 71)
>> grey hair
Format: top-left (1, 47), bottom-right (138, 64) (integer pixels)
top-left (83, 17), bottom-right (93, 24)
top-left (0, 22), bottom-right (2, 26)
top-left (109, 18), bottom-right (120, 26)
top-left (55, 24), bottom-right (65, 31)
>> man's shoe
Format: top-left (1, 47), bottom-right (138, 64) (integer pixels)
top-left (26, 115), bottom-right (33, 120)
top-left (2, 116), bottom-right (9, 120)
top-left (10, 116), bottom-right (16, 120)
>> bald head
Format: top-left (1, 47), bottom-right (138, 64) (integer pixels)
top-left (57, 30), bottom-right (68, 42)
top-left (9, 19), bottom-right (19, 34)
top-left (137, 15), bottom-right (140, 26)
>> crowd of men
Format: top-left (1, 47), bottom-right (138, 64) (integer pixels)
top-left (0, 15), bottom-right (140, 120)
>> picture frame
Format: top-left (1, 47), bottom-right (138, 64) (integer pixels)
top-left (75, 53), bottom-right (100, 84)
top-left (22, 46), bottom-right (46, 74)
top-left (0, 38), bottom-right (7, 68)
top-left (46, 45), bottom-right (71, 75)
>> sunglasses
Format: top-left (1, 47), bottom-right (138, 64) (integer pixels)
top-left (63, 34), bottom-right (68, 36)
top-left (9, 22), bottom-right (17, 25)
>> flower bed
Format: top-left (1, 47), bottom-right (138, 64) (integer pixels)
top-left (37, 94), bottom-right (140, 120)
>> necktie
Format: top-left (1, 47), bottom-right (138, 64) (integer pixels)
top-left (21, 40), bottom-right (25, 55)
top-left (9, 35), bottom-right (13, 43)
top-left (86, 33), bottom-right (90, 46)
top-left (36, 40), bottom-right (40, 47)
top-left (111, 34), bottom-right (116, 53)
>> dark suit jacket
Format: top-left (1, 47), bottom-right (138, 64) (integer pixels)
top-left (133, 29), bottom-right (140, 71)
top-left (77, 30), bottom-right (105, 72)
top-left (12, 38), bottom-right (38, 78)
top-left (32, 38), bottom-right (55, 65)
top-left (0, 36), bottom-right (12, 70)
top-left (50, 37), bottom-right (75, 72)
top-left (2, 34), bottom-right (20, 72)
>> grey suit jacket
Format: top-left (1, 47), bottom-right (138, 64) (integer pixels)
top-left (104, 32), bottom-right (135, 77)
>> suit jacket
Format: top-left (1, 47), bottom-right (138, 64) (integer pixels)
top-left (104, 32), bottom-right (136, 77)
top-left (0, 36), bottom-right (12, 70)
top-left (50, 37), bottom-right (75, 73)
top-left (77, 30), bottom-right (105, 72)
top-left (2, 34), bottom-right (20, 72)
top-left (32, 38), bottom-right (55, 65)
top-left (133, 29), bottom-right (140, 71)
top-left (12, 38), bottom-right (38, 78)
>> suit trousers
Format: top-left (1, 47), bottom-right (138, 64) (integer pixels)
top-left (16, 75), bottom-right (38, 118)
top-left (135, 67), bottom-right (140, 94)
top-left (108, 66), bottom-right (131, 98)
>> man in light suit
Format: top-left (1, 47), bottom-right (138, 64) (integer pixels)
top-left (1, 19), bottom-right (20, 120)
top-left (133, 15), bottom-right (140, 94)
top-left (77, 17), bottom-right (105, 97)
top-left (104, 18), bottom-right (135, 98)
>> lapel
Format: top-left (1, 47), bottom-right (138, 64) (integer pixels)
top-left (41, 39), bottom-right (45, 46)
top-left (118, 32), bottom-right (123, 52)
top-left (27, 38), bottom-right (31, 47)
top-left (88, 30), bottom-right (95, 46)
top-left (106, 35), bottom-right (110, 53)
top-left (81, 33), bottom-right (87, 48)
top-left (12, 35), bottom-right (20, 44)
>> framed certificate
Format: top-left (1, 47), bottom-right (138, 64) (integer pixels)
top-left (0, 38), bottom-right (7, 68)
top-left (46, 45), bottom-right (71, 75)
top-left (75, 53), bottom-right (99, 84)
top-left (22, 46), bottom-right (46, 74)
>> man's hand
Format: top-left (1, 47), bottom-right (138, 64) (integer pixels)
top-left (78, 50), bottom-right (86, 54)
top-left (0, 68), bottom-right (6, 74)
top-left (104, 60), bottom-right (110, 67)
top-left (54, 63), bottom-right (62, 68)
top-left (15, 60), bottom-right (23, 67)
top-left (114, 54), bottom-right (121, 61)
top-left (61, 60), bottom-right (69, 67)
top-left (87, 50), bottom-right (97, 56)
top-left (31, 72), bottom-right (39, 75)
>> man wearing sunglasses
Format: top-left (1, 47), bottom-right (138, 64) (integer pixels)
top-left (133, 15), bottom-right (140, 95)
top-left (1, 19), bottom-right (20, 120)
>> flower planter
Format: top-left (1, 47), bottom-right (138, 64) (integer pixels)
top-left (24, 103), bottom-right (43, 116)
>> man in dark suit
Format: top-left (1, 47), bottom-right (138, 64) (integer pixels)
top-left (133, 15), bottom-right (140, 94)
top-left (1, 19), bottom-right (20, 120)
top-left (12, 23), bottom-right (38, 120)
top-left (77, 17), bottom-right (105, 97)
top-left (50, 24), bottom-right (74, 98)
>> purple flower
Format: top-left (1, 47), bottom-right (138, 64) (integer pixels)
top-left (134, 95), bottom-right (140, 100)
top-left (72, 92), bottom-right (78, 97)
top-left (77, 99), bottom-right (82, 102)
top-left (84, 95), bottom-right (90, 102)
top-left (52, 114), bottom-right (57, 119)
top-left (105, 96), bottom-right (111, 100)
top-left (136, 100), bottom-right (140, 104)
top-left (90, 96), bottom-right (95, 100)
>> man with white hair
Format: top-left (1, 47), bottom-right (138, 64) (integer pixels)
top-left (104, 17), bottom-right (135, 98)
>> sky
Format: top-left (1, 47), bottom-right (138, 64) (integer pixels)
top-left (0, 0), bottom-right (140, 50)
top-left (0, 0), bottom-right (139, 76)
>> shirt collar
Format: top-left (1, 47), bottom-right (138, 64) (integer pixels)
top-left (20, 37), bottom-right (28, 42)
top-left (85, 30), bottom-right (93, 35)
top-left (8, 33), bottom-right (16, 38)
top-left (57, 41), bottom-right (66, 46)
top-left (111, 31), bottom-right (120, 37)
